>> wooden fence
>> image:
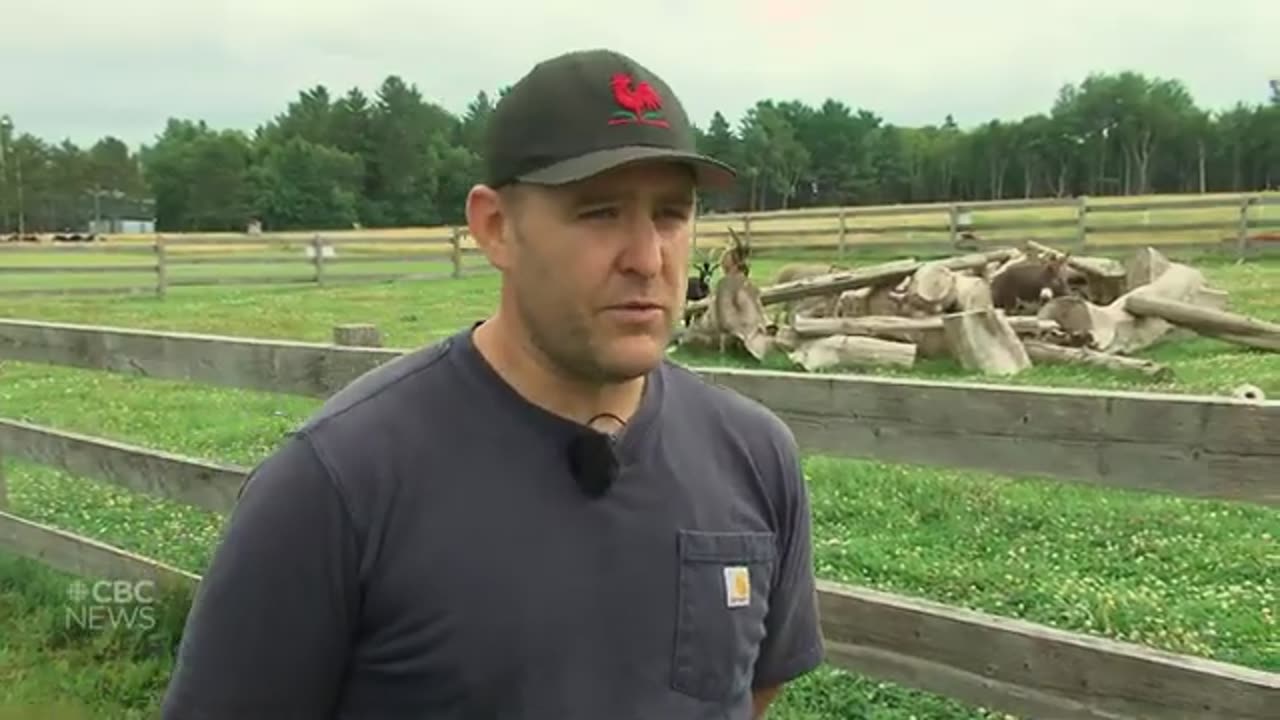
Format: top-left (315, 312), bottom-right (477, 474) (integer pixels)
top-left (695, 192), bottom-right (1280, 258)
top-left (0, 228), bottom-right (494, 298)
top-left (1, 192), bottom-right (1278, 298)
top-left (0, 318), bottom-right (1276, 719)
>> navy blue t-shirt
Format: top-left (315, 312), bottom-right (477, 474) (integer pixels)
top-left (161, 327), bottom-right (824, 719)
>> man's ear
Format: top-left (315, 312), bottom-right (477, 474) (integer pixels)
top-left (466, 184), bottom-right (514, 271)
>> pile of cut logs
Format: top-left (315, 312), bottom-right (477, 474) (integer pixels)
top-left (678, 240), bottom-right (1279, 382)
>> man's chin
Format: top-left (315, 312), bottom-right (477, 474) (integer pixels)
top-left (596, 336), bottom-right (669, 378)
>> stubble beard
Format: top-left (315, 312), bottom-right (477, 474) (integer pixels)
top-left (519, 290), bottom-right (666, 386)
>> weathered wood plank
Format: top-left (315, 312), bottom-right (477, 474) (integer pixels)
top-left (698, 368), bottom-right (1280, 506)
top-left (1, 319), bottom-right (1277, 505)
top-left (0, 286), bottom-right (157, 298)
top-left (0, 318), bottom-right (399, 397)
top-left (0, 511), bottom-right (200, 589)
top-left (159, 233), bottom-right (451, 246)
top-left (1090, 196), bottom-right (1262, 212)
top-left (321, 235), bottom-right (453, 246)
top-left (0, 264), bottom-right (156, 274)
top-left (0, 243), bottom-right (155, 254)
top-left (1088, 221), bottom-right (1234, 234)
top-left (0, 419), bottom-right (247, 514)
top-left (817, 581), bottom-right (1279, 720)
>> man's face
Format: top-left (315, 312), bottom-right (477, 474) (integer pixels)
top-left (500, 161), bottom-right (696, 384)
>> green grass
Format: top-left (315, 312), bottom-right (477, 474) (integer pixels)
top-left (4, 251), bottom-right (1278, 395)
top-left (1, 251), bottom-right (1278, 719)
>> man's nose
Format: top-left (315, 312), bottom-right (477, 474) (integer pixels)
top-left (617, 215), bottom-right (665, 276)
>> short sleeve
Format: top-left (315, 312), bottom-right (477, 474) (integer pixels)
top-left (160, 431), bottom-right (360, 718)
top-left (751, 424), bottom-right (825, 689)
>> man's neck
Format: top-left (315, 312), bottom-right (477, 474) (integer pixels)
top-left (471, 314), bottom-right (647, 427)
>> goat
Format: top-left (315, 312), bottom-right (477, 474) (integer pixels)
top-left (990, 254), bottom-right (1071, 314)
top-left (683, 247), bottom-right (723, 326)
top-left (686, 258), bottom-right (716, 303)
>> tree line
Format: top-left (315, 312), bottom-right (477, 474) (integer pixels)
top-left (0, 71), bottom-right (1276, 233)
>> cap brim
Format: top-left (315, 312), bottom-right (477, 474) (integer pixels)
top-left (516, 146), bottom-right (736, 190)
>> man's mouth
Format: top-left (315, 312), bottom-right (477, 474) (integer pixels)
top-left (604, 302), bottom-right (665, 319)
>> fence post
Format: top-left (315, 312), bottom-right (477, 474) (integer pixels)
top-left (947, 205), bottom-right (959, 245)
top-left (837, 207), bottom-right (847, 258)
top-left (691, 199), bottom-right (699, 252)
top-left (311, 234), bottom-right (326, 285)
top-left (0, 448), bottom-right (8, 511)
top-left (333, 323), bottom-right (383, 347)
top-left (1075, 195), bottom-right (1089, 250)
top-left (450, 227), bottom-right (462, 279)
top-left (154, 234), bottom-right (167, 298)
top-left (1235, 196), bottom-right (1254, 262)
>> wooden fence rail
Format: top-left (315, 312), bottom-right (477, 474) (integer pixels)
top-left (0, 230), bottom-right (492, 298)
top-left (2, 192), bottom-right (1278, 298)
top-left (0, 318), bottom-right (1277, 718)
top-left (690, 192), bottom-right (1280, 260)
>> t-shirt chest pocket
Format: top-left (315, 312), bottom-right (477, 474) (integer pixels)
top-left (670, 529), bottom-right (777, 703)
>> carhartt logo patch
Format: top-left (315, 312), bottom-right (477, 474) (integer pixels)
top-left (608, 72), bottom-right (670, 128)
top-left (724, 566), bottom-right (750, 608)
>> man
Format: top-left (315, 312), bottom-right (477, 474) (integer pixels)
top-left (160, 48), bottom-right (823, 719)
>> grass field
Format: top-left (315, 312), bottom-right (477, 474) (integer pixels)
top-left (1, 245), bottom-right (1278, 717)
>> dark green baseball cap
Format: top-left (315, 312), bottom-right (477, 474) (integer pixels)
top-left (483, 48), bottom-right (736, 190)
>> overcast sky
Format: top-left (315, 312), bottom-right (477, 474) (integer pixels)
top-left (4, 0), bottom-right (1276, 150)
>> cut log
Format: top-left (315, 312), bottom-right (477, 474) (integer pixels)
top-left (1038, 296), bottom-right (1120, 349)
top-left (793, 315), bottom-right (1057, 339)
top-left (772, 324), bottom-right (801, 352)
top-left (685, 249), bottom-right (1019, 319)
top-left (1022, 340), bottom-right (1173, 380)
top-left (787, 335), bottom-right (917, 372)
top-left (905, 262), bottom-right (957, 314)
top-left (1124, 295), bottom-right (1280, 352)
top-left (952, 274), bottom-right (994, 310)
top-left (1192, 287), bottom-right (1230, 311)
top-left (987, 249), bottom-right (1028, 283)
top-left (1037, 261), bottom-right (1209, 354)
top-left (790, 295), bottom-right (839, 321)
top-left (867, 285), bottom-right (906, 317)
top-left (1124, 247), bottom-right (1172, 292)
top-left (942, 309), bottom-right (1032, 375)
top-left (1164, 287), bottom-right (1230, 342)
top-left (796, 313), bottom-right (1058, 361)
top-left (937, 248), bottom-right (1021, 274)
top-left (1025, 240), bottom-right (1127, 281)
top-left (835, 288), bottom-right (868, 317)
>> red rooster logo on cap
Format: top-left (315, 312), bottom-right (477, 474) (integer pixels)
top-left (608, 73), bottom-right (670, 127)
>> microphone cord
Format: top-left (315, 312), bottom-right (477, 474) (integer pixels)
top-left (584, 412), bottom-right (627, 435)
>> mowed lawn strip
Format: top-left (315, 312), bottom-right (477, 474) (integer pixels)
top-left (1, 251), bottom-right (1278, 719)
top-left (3, 253), bottom-right (1279, 395)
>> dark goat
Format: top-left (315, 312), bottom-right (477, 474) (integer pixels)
top-left (686, 259), bottom-right (716, 302)
top-left (683, 258), bottom-right (717, 326)
top-left (990, 255), bottom-right (1071, 314)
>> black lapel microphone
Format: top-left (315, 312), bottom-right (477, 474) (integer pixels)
top-left (566, 414), bottom-right (623, 499)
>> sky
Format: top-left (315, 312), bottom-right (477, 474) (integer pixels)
top-left (3, 0), bottom-right (1277, 150)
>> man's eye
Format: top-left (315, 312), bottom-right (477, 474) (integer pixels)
top-left (580, 207), bottom-right (618, 219)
